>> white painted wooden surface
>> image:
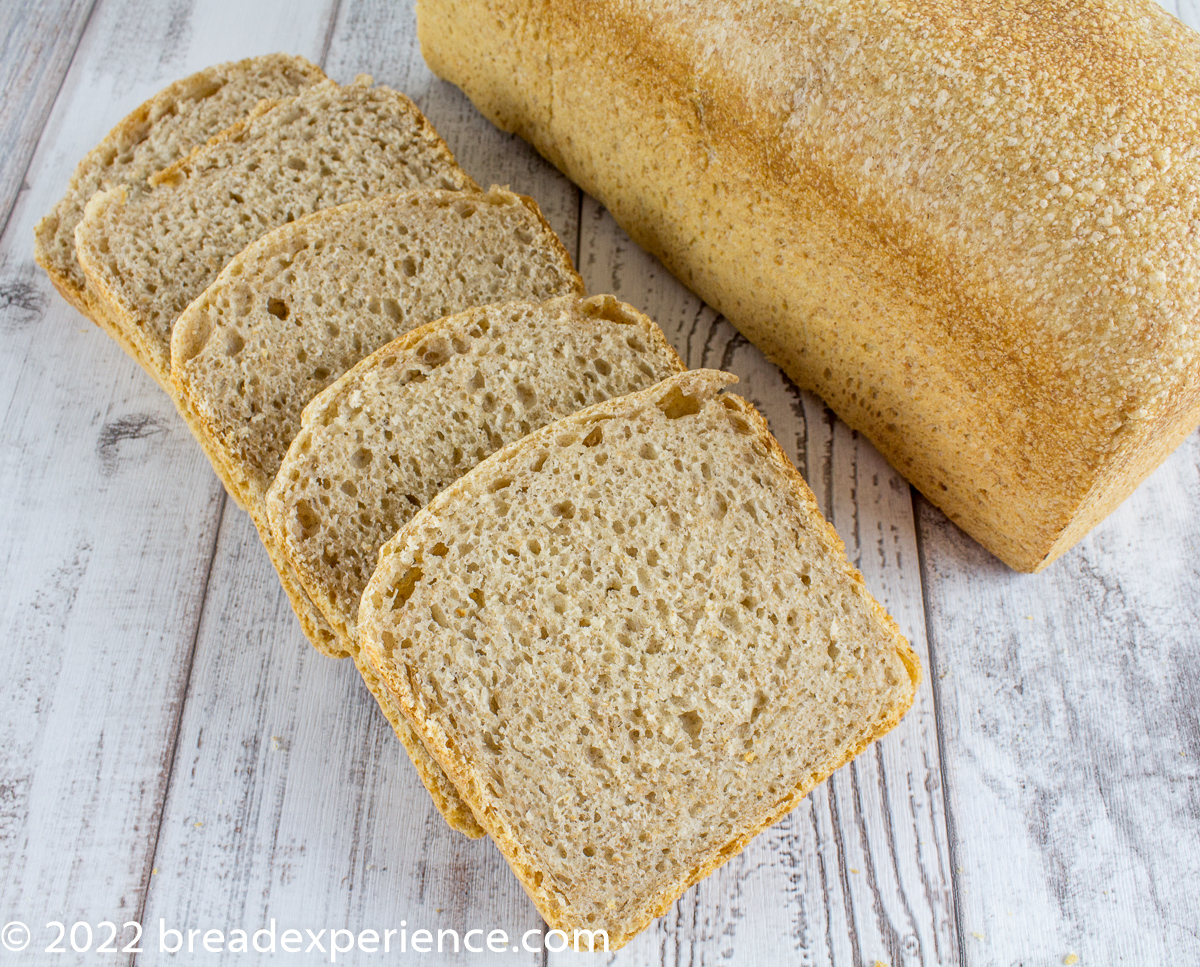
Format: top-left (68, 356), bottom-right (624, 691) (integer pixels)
top-left (0, 1), bottom-right (1196, 966)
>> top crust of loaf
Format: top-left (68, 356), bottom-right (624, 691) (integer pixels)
top-left (172, 187), bottom-right (584, 510)
top-left (34, 53), bottom-right (324, 318)
top-left (267, 293), bottom-right (686, 647)
top-left (359, 369), bottom-right (920, 948)
top-left (419, 0), bottom-right (1200, 569)
top-left (73, 78), bottom-right (475, 380)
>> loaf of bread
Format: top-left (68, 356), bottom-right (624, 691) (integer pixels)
top-left (34, 53), bottom-right (325, 354)
top-left (359, 369), bottom-right (920, 947)
top-left (418, 0), bottom-right (1200, 572)
top-left (171, 187), bottom-right (584, 662)
top-left (74, 77), bottom-right (475, 384)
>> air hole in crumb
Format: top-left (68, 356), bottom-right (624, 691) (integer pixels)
top-left (267, 298), bottom-right (289, 320)
top-left (390, 567), bottom-right (423, 609)
top-left (678, 710), bottom-right (703, 746)
top-left (350, 447), bottom-right (372, 469)
top-left (582, 426), bottom-right (604, 447)
top-left (657, 386), bottom-right (702, 419)
top-left (294, 500), bottom-right (320, 540)
top-left (382, 298), bottom-right (403, 324)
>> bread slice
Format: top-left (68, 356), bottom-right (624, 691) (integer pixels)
top-left (34, 53), bottom-right (325, 353)
top-left (74, 76), bottom-right (475, 384)
top-left (267, 294), bottom-right (685, 653)
top-left (358, 369), bottom-right (921, 949)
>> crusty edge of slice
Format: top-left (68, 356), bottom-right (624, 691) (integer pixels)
top-left (265, 292), bottom-right (669, 650)
top-left (33, 54), bottom-right (325, 316)
top-left (146, 95), bottom-right (292, 190)
top-left (74, 186), bottom-right (176, 382)
top-left (354, 654), bottom-right (485, 838)
top-left (360, 369), bottom-right (922, 949)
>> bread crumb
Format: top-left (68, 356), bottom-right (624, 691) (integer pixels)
top-left (972, 931), bottom-right (985, 941)
top-left (1064, 955), bottom-right (1079, 965)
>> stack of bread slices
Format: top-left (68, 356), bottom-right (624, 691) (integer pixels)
top-left (36, 53), bottom-right (921, 949)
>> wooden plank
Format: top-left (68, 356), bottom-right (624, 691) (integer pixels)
top-left (0, 0), bottom-right (93, 236)
top-left (916, 431), bottom-right (1200, 965)
top-left (0, 0), bottom-right (339, 962)
top-left (559, 200), bottom-right (958, 965)
top-left (139, 509), bottom-right (542, 965)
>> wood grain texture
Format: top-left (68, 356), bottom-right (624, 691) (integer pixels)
top-left (563, 199), bottom-right (958, 965)
top-left (0, 0), bottom-right (338, 963)
top-left (0, 0), bottom-right (94, 237)
top-left (916, 434), bottom-right (1200, 965)
top-left (4, 0), bottom-right (1197, 964)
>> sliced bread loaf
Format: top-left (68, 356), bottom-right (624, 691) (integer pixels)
top-left (267, 294), bottom-right (685, 652)
top-left (74, 76), bottom-right (475, 382)
top-left (34, 53), bottom-right (325, 344)
top-left (358, 369), bottom-right (921, 948)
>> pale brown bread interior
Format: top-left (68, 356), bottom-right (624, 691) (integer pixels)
top-left (34, 52), bottom-right (325, 360)
top-left (267, 294), bottom-right (685, 650)
top-left (359, 370), bottom-right (920, 948)
top-left (169, 188), bottom-right (583, 660)
top-left (418, 0), bottom-right (1200, 572)
top-left (172, 188), bottom-right (582, 513)
top-left (74, 76), bottom-right (476, 385)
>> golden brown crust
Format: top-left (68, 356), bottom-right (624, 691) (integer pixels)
top-left (361, 370), bottom-right (919, 948)
top-left (353, 654), bottom-right (486, 837)
top-left (419, 0), bottom-right (1200, 571)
